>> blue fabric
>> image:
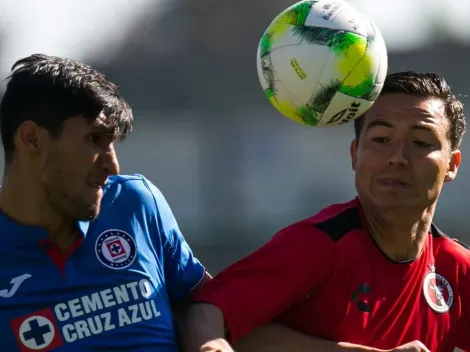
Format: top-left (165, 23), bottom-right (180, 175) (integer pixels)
top-left (0, 174), bottom-right (205, 351)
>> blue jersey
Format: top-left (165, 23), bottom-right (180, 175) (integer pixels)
top-left (0, 174), bottom-right (205, 352)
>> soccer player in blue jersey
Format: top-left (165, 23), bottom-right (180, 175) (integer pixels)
top-left (0, 54), bottom-right (210, 351)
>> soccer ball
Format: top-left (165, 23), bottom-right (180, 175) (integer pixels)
top-left (256, 0), bottom-right (388, 127)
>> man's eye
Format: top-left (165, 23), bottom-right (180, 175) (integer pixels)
top-left (413, 140), bottom-right (432, 148)
top-left (371, 137), bottom-right (388, 143)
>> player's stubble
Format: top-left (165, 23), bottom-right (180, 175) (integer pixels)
top-left (40, 144), bottom-right (103, 222)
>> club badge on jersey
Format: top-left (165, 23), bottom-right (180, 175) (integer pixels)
top-left (422, 265), bottom-right (454, 314)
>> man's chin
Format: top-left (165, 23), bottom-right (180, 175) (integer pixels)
top-left (371, 195), bottom-right (421, 210)
top-left (76, 203), bottom-right (101, 221)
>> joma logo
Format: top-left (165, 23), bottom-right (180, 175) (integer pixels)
top-left (0, 274), bottom-right (32, 298)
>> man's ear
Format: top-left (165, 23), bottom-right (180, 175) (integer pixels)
top-left (18, 121), bottom-right (41, 149)
top-left (15, 121), bottom-right (51, 160)
top-left (445, 149), bottom-right (461, 182)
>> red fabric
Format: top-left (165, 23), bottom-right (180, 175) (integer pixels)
top-left (39, 237), bottom-right (84, 275)
top-left (193, 199), bottom-right (470, 352)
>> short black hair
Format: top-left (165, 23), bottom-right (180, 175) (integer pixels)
top-left (354, 71), bottom-right (466, 151)
top-left (0, 54), bottom-right (133, 163)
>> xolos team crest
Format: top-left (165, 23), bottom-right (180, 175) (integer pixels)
top-left (422, 267), bottom-right (454, 314)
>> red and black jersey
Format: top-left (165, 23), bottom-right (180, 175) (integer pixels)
top-left (193, 198), bottom-right (470, 352)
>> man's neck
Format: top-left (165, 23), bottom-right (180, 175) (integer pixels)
top-left (362, 203), bottom-right (435, 262)
top-left (0, 170), bottom-right (78, 249)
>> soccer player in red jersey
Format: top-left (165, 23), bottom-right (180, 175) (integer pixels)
top-left (178, 71), bottom-right (470, 352)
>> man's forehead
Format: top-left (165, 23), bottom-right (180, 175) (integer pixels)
top-left (426, 99), bottom-right (447, 119)
top-left (64, 115), bottom-right (115, 136)
top-left (365, 93), bottom-right (447, 127)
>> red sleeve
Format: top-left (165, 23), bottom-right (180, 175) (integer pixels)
top-left (192, 222), bottom-right (335, 342)
top-left (456, 290), bottom-right (470, 351)
top-left (455, 251), bottom-right (470, 351)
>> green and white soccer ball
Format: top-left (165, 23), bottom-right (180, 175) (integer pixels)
top-left (256, 0), bottom-right (388, 127)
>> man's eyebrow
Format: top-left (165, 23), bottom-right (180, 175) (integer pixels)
top-left (90, 122), bottom-right (117, 137)
top-left (365, 119), bottom-right (393, 132)
top-left (411, 124), bottom-right (436, 133)
top-left (365, 119), bottom-right (438, 134)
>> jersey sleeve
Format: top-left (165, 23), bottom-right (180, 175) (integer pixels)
top-left (141, 177), bottom-right (206, 303)
top-left (192, 222), bottom-right (335, 342)
top-left (454, 242), bottom-right (470, 351)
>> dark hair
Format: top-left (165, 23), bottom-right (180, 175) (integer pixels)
top-left (0, 54), bottom-right (133, 163)
top-left (354, 71), bottom-right (466, 151)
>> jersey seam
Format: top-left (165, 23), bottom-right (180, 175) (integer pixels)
top-left (141, 175), bottom-right (201, 293)
top-left (141, 176), bottom-right (177, 254)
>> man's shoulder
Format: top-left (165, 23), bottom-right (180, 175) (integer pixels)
top-left (280, 198), bottom-right (363, 244)
top-left (432, 225), bottom-right (470, 264)
top-left (104, 173), bottom-right (163, 200)
top-left (101, 174), bottom-right (169, 215)
top-left (105, 173), bottom-right (152, 191)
